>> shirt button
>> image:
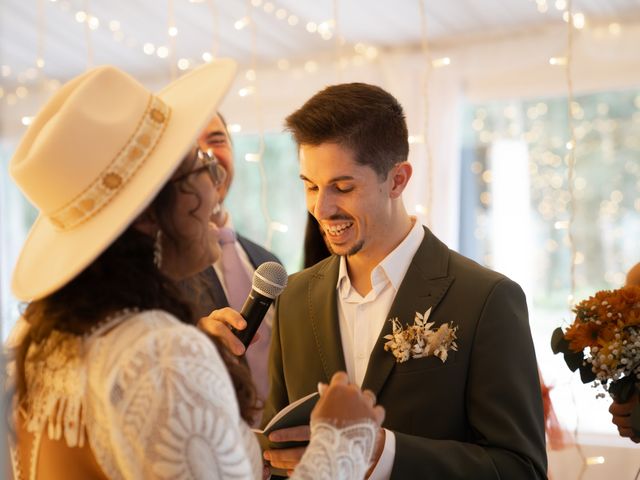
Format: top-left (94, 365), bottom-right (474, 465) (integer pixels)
top-left (357, 352), bottom-right (366, 359)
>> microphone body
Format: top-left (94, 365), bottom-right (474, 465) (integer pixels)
top-left (233, 261), bottom-right (288, 347)
top-left (235, 290), bottom-right (274, 347)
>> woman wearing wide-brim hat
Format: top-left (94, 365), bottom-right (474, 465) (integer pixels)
top-left (5, 60), bottom-right (384, 479)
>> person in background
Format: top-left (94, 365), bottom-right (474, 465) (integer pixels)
top-left (5, 61), bottom-right (384, 480)
top-left (188, 112), bottom-right (280, 419)
top-left (608, 262), bottom-right (640, 443)
top-left (261, 82), bottom-right (547, 478)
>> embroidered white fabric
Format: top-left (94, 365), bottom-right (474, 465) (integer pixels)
top-left (10, 310), bottom-right (376, 479)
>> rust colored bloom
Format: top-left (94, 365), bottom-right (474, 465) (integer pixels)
top-left (565, 321), bottom-right (601, 351)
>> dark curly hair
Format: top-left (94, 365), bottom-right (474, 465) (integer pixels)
top-left (10, 152), bottom-right (259, 426)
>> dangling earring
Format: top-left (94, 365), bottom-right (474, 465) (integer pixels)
top-left (153, 230), bottom-right (163, 269)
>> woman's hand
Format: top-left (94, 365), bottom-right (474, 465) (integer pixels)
top-left (198, 307), bottom-right (252, 356)
top-left (313, 372), bottom-right (387, 476)
top-left (312, 372), bottom-right (385, 428)
top-left (265, 372), bottom-right (385, 475)
top-left (609, 393), bottom-right (640, 443)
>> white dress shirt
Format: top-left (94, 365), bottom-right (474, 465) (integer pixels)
top-left (336, 217), bottom-right (424, 480)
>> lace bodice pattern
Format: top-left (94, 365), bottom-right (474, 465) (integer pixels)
top-left (10, 310), bottom-right (376, 479)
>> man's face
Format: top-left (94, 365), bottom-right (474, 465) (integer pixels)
top-left (300, 143), bottom-right (392, 259)
top-left (197, 114), bottom-right (233, 202)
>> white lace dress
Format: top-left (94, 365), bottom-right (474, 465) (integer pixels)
top-left (8, 310), bottom-right (376, 480)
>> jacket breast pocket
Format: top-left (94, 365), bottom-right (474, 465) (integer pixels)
top-left (391, 350), bottom-right (458, 375)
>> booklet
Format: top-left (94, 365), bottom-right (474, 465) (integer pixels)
top-left (253, 391), bottom-right (320, 451)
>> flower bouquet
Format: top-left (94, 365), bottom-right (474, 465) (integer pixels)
top-left (551, 285), bottom-right (640, 403)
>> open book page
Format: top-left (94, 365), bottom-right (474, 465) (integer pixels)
top-left (253, 391), bottom-right (319, 450)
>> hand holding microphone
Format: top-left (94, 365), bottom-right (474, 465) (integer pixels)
top-left (199, 261), bottom-right (287, 355)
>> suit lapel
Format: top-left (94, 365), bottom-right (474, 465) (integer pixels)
top-left (200, 266), bottom-right (229, 308)
top-left (237, 235), bottom-right (262, 269)
top-left (308, 256), bottom-right (347, 381)
top-left (361, 228), bottom-right (454, 395)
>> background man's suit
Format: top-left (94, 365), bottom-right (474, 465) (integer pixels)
top-left (264, 227), bottom-right (547, 479)
top-left (188, 233), bottom-right (280, 405)
top-left (192, 234), bottom-right (280, 316)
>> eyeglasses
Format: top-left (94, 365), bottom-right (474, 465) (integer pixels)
top-left (172, 149), bottom-right (227, 186)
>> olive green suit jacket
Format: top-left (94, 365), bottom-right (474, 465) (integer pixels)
top-left (263, 228), bottom-right (547, 479)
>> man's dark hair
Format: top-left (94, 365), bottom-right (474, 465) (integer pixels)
top-left (285, 83), bottom-right (409, 179)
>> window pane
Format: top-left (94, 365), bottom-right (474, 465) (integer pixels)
top-left (225, 132), bottom-right (305, 275)
top-left (460, 89), bottom-right (640, 435)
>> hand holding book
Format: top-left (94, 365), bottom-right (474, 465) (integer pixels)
top-left (252, 391), bottom-right (319, 450)
top-left (261, 372), bottom-right (386, 475)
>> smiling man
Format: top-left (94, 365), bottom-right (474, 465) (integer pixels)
top-left (262, 83), bottom-right (547, 479)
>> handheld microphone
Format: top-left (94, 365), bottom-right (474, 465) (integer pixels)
top-left (234, 261), bottom-right (288, 347)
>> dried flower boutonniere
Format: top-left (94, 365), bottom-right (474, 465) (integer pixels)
top-left (384, 307), bottom-right (459, 364)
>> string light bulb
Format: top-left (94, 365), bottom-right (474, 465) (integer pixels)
top-left (549, 56), bottom-right (567, 66)
top-left (270, 221), bottom-right (289, 233)
top-left (432, 57), bottom-right (451, 68)
top-left (234, 17), bottom-right (250, 30)
top-left (573, 12), bottom-right (585, 29)
top-left (238, 86), bottom-right (255, 97)
top-left (156, 46), bottom-right (169, 58)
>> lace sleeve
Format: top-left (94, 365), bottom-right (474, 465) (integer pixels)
top-left (90, 317), bottom-right (261, 480)
top-left (291, 419), bottom-right (378, 480)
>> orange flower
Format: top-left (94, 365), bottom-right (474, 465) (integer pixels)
top-left (565, 321), bottom-right (601, 351)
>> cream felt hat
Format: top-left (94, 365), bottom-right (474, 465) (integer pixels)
top-left (10, 59), bottom-right (237, 301)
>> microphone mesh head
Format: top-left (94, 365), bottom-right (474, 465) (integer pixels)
top-left (253, 261), bottom-right (288, 299)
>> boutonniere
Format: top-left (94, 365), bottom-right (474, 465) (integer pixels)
top-left (383, 308), bottom-right (459, 364)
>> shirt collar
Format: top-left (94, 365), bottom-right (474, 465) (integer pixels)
top-left (336, 217), bottom-right (425, 298)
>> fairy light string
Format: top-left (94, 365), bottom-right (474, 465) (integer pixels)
top-left (83, 0), bottom-right (93, 68)
top-left (168, 0), bottom-right (177, 80)
top-left (333, 0), bottom-right (343, 83)
top-left (36, 0), bottom-right (46, 72)
top-left (207, 0), bottom-right (220, 58)
top-left (245, 0), bottom-right (274, 249)
top-left (564, 1), bottom-right (591, 478)
top-left (418, 0), bottom-right (434, 228)
top-left (566, 0), bottom-right (578, 307)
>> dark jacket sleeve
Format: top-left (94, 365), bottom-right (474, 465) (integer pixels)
top-left (391, 279), bottom-right (547, 479)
